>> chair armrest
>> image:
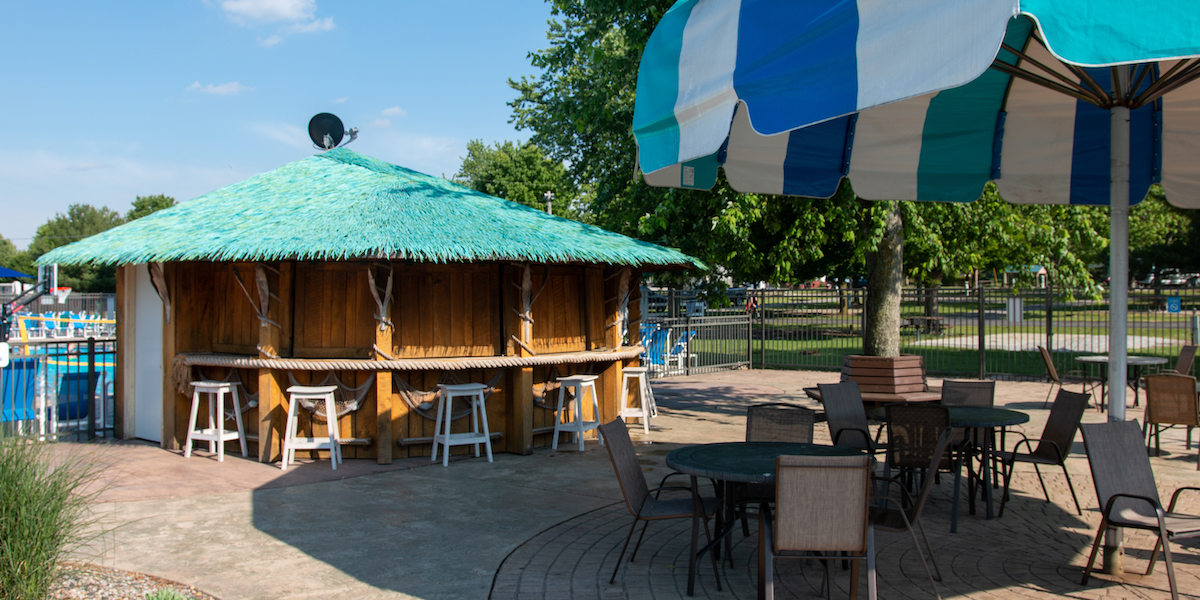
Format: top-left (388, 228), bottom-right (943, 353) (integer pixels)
top-left (648, 485), bottom-right (692, 494)
top-left (654, 471), bottom-right (691, 499)
top-left (1011, 436), bottom-right (1065, 463)
top-left (1101, 493), bottom-right (1164, 522)
top-left (1167, 487), bottom-right (1200, 513)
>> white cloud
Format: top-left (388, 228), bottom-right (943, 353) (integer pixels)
top-left (220, 0), bottom-right (315, 24)
top-left (373, 119), bottom-right (392, 128)
top-left (358, 131), bottom-right (464, 178)
top-left (286, 16), bottom-right (334, 34)
top-left (259, 35), bottom-right (284, 47)
top-left (333, 96), bottom-right (350, 104)
top-left (187, 81), bottom-right (251, 95)
top-left (381, 106), bottom-right (406, 117)
top-left (251, 123), bottom-right (309, 149)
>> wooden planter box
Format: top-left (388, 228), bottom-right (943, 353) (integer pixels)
top-left (840, 355), bottom-right (928, 394)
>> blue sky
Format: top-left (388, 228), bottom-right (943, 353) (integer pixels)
top-left (0, 0), bottom-right (555, 248)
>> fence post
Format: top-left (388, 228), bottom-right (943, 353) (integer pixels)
top-left (759, 292), bottom-right (767, 368)
top-left (977, 286), bottom-right (986, 379)
top-left (86, 336), bottom-right (96, 440)
top-left (747, 308), bottom-right (754, 369)
top-left (684, 313), bottom-right (692, 376)
top-left (1192, 315), bottom-right (1199, 345)
top-left (1046, 284), bottom-right (1054, 352)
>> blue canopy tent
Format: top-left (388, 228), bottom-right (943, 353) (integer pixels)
top-left (633, 0), bottom-right (1200, 581)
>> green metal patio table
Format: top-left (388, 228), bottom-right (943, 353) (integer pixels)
top-left (666, 442), bottom-right (864, 597)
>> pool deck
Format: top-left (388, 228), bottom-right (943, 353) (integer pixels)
top-left (72, 369), bottom-right (1199, 599)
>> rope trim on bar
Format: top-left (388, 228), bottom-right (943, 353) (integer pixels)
top-left (176, 347), bottom-right (644, 371)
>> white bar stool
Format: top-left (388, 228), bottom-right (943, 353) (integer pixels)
top-left (281, 385), bottom-right (342, 470)
top-left (553, 374), bottom-right (603, 451)
top-left (184, 380), bottom-right (247, 462)
top-left (431, 383), bottom-right (493, 467)
top-left (619, 367), bottom-right (658, 434)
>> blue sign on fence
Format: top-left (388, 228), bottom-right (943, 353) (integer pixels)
top-left (1167, 296), bottom-right (1182, 313)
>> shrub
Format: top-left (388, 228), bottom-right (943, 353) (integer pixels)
top-left (0, 434), bottom-right (102, 600)
top-left (145, 590), bottom-right (189, 600)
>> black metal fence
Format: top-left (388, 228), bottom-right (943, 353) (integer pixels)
top-left (2, 292), bottom-right (118, 340)
top-left (643, 285), bottom-right (1200, 381)
top-left (639, 315), bottom-right (752, 378)
top-left (1, 338), bottom-right (116, 441)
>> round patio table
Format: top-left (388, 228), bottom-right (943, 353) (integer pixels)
top-left (666, 442), bottom-right (864, 597)
top-left (1075, 355), bottom-right (1167, 409)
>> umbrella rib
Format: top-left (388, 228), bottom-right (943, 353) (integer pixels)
top-left (1133, 59), bottom-right (1200, 107)
top-left (1137, 63), bottom-right (1200, 108)
top-left (990, 60), bottom-right (1104, 106)
top-left (1125, 63), bottom-right (1153, 105)
top-left (1031, 33), bottom-right (1111, 102)
top-left (1000, 43), bottom-right (1104, 104)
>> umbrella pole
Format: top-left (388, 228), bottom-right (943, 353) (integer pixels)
top-left (1103, 101), bottom-right (1131, 575)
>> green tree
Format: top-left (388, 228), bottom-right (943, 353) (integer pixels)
top-left (126, 194), bottom-right (176, 221)
top-left (27, 204), bottom-right (125, 293)
top-left (454, 141), bottom-right (583, 219)
top-left (0, 235), bottom-right (36, 282)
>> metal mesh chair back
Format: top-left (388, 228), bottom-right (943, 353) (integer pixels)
top-left (884, 404), bottom-right (950, 470)
top-left (745, 404), bottom-right (815, 443)
top-left (1080, 420), bottom-right (1163, 523)
top-left (1173, 345), bottom-right (1197, 375)
top-left (906, 430), bottom-right (954, 522)
top-left (940, 380), bottom-right (996, 407)
top-left (1145, 374), bottom-right (1200, 427)
top-left (773, 454), bottom-right (871, 553)
top-left (598, 419), bottom-right (651, 517)
top-left (1038, 346), bottom-right (1061, 382)
top-left (1034, 389), bottom-right (1090, 461)
top-left (818, 381), bottom-right (873, 450)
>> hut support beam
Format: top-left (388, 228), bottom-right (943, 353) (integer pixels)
top-left (603, 268), bottom-right (628, 427)
top-left (160, 263), bottom-right (180, 450)
top-left (507, 265), bottom-right (534, 455)
top-left (257, 262), bottom-right (290, 463)
top-left (373, 263), bottom-right (394, 464)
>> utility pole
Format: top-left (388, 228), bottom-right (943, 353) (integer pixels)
top-left (543, 191), bottom-right (554, 215)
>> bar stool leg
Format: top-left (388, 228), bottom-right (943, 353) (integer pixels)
top-left (644, 375), bottom-right (658, 418)
top-left (573, 384), bottom-right (586, 451)
top-left (184, 388), bottom-right (202, 458)
top-left (442, 391), bottom-right (453, 467)
top-left (471, 391), bottom-right (481, 458)
top-left (207, 392), bottom-right (217, 455)
top-left (431, 390), bottom-right (443, 463)
top-left (588, 382), bottom-right (604, 447)
top-left (552, 384), bottom-right (567, 451)
top-left (324, 394), bottom-right (339, 470)
top-left (281, 397), bottom-right (297, 470)
top-left (478, 392), bottom-right (493, 463)
top-left (215, 390), bottom-right (226, 463)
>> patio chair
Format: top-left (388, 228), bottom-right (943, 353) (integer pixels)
top-left (939, 380), bottom-right (995, 407)
top-left (1162, 345), bottom-right (1197, 376)
top-left (1079, 419), bottom-right (1200, 600)
top-left (1143, 374), bottom-right (1199, 469)
top-left (884, 403), bottom-right (965, 535)
top-left (665, 330), bottom-right (697, 371)
top-left (1, 357), bottom-right (39, 425)
top-left (597, 419), bottom-right (720, 586)
top-left (760, 453), bottom-right (876, 600)
top-left (736, 403), bottom-right (816, 535)
top-left (818, 381), bottom-right (884, 456)
top-left (1037, 346), bottom-right (1089, 408)
top-left (869, 429), bottom-right (953, 598)
top-left (642, 327), bottom-right (672, 374)
top-left (997, 388), bottom-right (1090, 517)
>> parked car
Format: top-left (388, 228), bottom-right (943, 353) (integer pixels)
top-left (1158, 269), bottom-right (1189, 287)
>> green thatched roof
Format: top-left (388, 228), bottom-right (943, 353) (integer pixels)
top-left (39, 148), bottom-right (703, 270)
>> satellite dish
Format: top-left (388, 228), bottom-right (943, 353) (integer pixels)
top-left (309, 113), bottom-right (345, 150)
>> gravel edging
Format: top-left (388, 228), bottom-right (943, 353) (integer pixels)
top-left (47, 564), bottom-right (219, 600)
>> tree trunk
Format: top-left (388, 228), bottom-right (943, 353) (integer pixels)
top-left (837, 279), bottom-right (849, 315)
top-left (864, 202), bottom-right (903, 357)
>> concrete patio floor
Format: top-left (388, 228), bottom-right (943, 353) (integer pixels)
top-left (75, 369), bottom-right (1200, 599)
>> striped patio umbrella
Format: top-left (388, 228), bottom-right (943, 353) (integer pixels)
top-left (632, 0), bottom-right (1200, 428)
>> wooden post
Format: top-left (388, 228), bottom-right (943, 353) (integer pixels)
top-left (257, 262), bottom-right (290, 463)
top-left (602, 268), bottom-right (629, 426)
top-left (372, 263), bottom-right (394, 464)
top-left (506, 264), bottom-right (534, 455)
top-left (159, 263), bottom-right (179, 450)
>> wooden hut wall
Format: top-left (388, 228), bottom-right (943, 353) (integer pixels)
top-left (292, 263), bottom-right (376, 358)
top-left (391, 264), bottom-right (501, 358)
top-left (157, 260), bottom-right (630, 459)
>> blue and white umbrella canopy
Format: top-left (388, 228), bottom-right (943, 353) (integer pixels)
top-left (632, 0), bottom-right (1200, 441)
top-left (633, 0), bottom-right (1200, 209)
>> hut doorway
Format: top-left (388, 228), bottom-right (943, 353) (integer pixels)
top-left (132, 264), bottom-right (164, 442)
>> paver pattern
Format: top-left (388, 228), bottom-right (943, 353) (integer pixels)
top-left (491, 371), bottom-right (1200, 600)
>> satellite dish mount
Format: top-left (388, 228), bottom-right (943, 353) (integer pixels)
top-left (308, 113), bottom-right (358, 151)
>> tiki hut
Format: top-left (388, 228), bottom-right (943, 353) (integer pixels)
top-left (40, 148), bottom-right (700, 464)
